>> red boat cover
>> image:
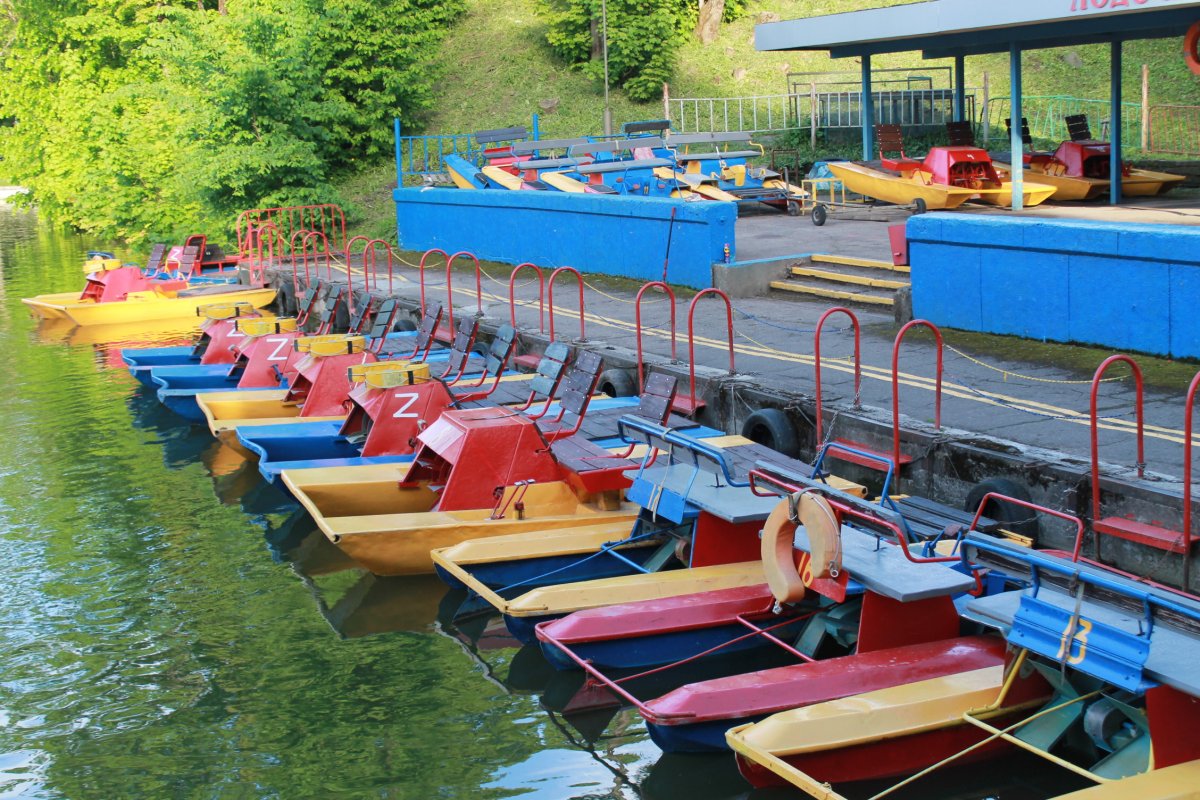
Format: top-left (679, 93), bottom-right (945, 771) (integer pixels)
top-left (644, 635), bottom-right (1006, 725)
top-left (537, 585), bottom-right (775, 644)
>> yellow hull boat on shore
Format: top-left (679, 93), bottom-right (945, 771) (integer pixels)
top-left (22, 286), bottom-right (276, 326)
top-left (992, 162), bottom-right (1109, 202)
top-left (827, 162), bottom-right (977, 210)
top-left (830, 154), bottom-right (1057, 210)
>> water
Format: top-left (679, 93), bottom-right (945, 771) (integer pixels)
top-left (0, 207), bottom-right (1089, 799)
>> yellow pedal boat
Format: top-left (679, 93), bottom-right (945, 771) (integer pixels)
top-left (282, 406), bottom-right (640, 576)
top-left (992, 161), bottom-right (1109, 202)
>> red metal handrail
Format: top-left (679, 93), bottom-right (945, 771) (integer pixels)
top-left (237, 204), bottom-right (346, 257)
top-left (635, 281), bottom-right (677, 394)
top-left (891, 319), bottom-right (943, 470)
top-left (686, 288), bottom-right (735, 410)
top-left (548, 266), bottom-right (586, 342)
top-left (288, 228), bottom-right (312, 262)
top-left (508, 263), bottom-right (545, 331)
top-left (250, 223), bottom-right (284, 290)
top-left (445, 250), bottom-right (483, 333)
top-left (814, 307), bottom-right (862, 445)
top-left (964, 492), bottom-right (1087, 562)
top-left (366, 239), bottom-right (394, 295)
top-left (1183, 371), bottom-right (1200, 584)
top-left (301, 231), bottom-right (334, 283)
top-left (418, 248), bottom-right (450, 317)
top-left (345, 235), bottom-right (373, 293)
top-left (1089, 354), bottom-right (1146, 531)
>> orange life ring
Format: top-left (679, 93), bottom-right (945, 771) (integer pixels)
top-left (761, 492), bottom-right (840, 607)
top-left (1186, 22), bottom-right (1200, 76)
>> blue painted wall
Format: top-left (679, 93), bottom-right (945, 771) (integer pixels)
top-left (394, 188), bottom-right (735, 288)
top-left (909, 213), bottom-right (1200, 359)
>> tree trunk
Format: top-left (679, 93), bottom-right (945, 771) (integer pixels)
top-left (695, 0), bottom-right (724, 45)
top-left (590, 18), bottom-right (602, 60)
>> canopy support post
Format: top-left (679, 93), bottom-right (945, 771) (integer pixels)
top-left (1111, 39), bottom-right (1124, 205)
top-left (954, 54), bottom-right (966, 122)
top-left (861, 55), bottom-right (874, 160)
top-left (1009, 43), bottom-right (1024, 211)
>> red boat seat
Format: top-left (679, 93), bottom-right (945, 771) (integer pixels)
top-left (876, 125), bottom-right (922, 174)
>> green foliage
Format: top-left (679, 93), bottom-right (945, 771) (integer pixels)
top-left (538, 0), bottom-right (744, 102)
top-left (0, 0), bottom-right (464, 241)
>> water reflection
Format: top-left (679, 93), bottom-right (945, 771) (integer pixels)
top-left (0, 206), bottom-right (1086, 800)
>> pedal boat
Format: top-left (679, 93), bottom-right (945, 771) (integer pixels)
top-left (829, 145), bottom-right (1056, 210)
top-left (432, 420), bottom-right (866, 645)
top-left (728, 532), bottom-right (1200, 797)
top-left (991, 160), bottom-right (1110, 202)
top-left (281, 405), bottom-right (642, 576)
top-left (122, 301), bottom-right (264, 387)
top-left (1048, 138), bottom-right (1186, 197)
top-left (22, 254), bottom-right (274, 326)
top-left (536, 474), bottom-right (1049, 755)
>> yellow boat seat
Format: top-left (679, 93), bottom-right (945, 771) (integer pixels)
top-left (199, 300), bottom-right (258, 320)
top-left (238, 317), bottom-right (298, 335)
top-left (295, 334), bottom-right (366, 356)
top-left (348, 360), bottom-right (432, 389)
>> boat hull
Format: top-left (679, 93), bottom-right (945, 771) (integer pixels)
top-left (827, 162), bottom-right (976, 210)
top-left (992, 162), bottom-right (1109, 201)
top-left (22, 287), bottom-right (276, 326)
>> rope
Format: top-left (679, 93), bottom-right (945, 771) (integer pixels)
top-left (946, 343), bottom-right (1123, 385)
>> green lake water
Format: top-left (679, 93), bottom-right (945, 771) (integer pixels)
top-left (0, 207), bottom-right (1089, 799)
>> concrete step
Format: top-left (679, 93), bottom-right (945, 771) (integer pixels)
top-left (788, 266), bottom-right (909, 290)
top-left (769, 278), bottom-right (895, 306)
top-left (811, 253), bottom-right (910, 274)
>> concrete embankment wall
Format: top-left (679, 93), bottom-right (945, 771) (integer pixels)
top-left (909, 213), bottom-right (1200, 359)
top-left (394, 187), bottom-right (734, 289)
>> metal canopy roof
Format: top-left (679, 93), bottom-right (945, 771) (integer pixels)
top-left (756, 0), bottom-right (1200, 59)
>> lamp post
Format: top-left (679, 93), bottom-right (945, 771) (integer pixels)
top-left (601, 0), bottom-right (613, 135)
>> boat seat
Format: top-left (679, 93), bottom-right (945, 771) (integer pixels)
top-left (876, 124), bottom-right (923, 173)
top-left (676, 150), bottom-right (760, 161)
top-left (551, 435), bottom-right (636, 474)
top-left (794, 523), bottom-right (975, 602)
top-left (177, 284), bottom-right (259, 297)
top-left (475, 125), bottom-right (527, 146)
top-left (511, 137), bottom-right (589, 155)
top-left (576, 157), bottom-right (674, 174)
top-left (519, 157), bottom-right (584, 170)
top-left (569, 141), bottom-right (620, 159)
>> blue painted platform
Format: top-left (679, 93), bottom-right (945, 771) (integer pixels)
top-left (909, 213), bottom-right (1200, 359)
top-left (394, 188), bottom-right (735, 289)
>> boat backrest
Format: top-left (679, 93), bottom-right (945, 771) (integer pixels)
top-left (316, 286), bottom-right (345, 333)
top-left (412, 303), bottom-right (443, 353)
top-left (626, 136), bottom-right (667, 151)
top-left (511, 138), bottom-right (589, 156)
top-left (347, 294), bottom-right (374, 333)
top-left (145, 243), bottom-right (168, 273)
top-left (557, 349), bottom-right (604, 418)
top-left (529, 342), bottom-right (572, 400)
top-left (296, 280), bottom-right (324, 325)
top-left (569, 141), bottom-right (620, 159)
top-left (443, 314), bottom-right (480, 376)
top-left (366, 298), bottom-right (401, 342)
top-left (945, 121), bottom-right (976, 147)
top-left (1004, 117), bottom-right (1035, 147)
top-left (176, 245), bottom-right (200, 276)
top-left (1066, 114), bottom-right (1093, 142)
top-left (624, 119), bottom-right (671, 137)
top-left (667, 132), bottom-right (714, 146)
top-left (875, 124), bottom-right (907, 157)
top-left (483, 324), bottom-right (518, 377)
top-left (634, 372), bottom-right (678, 425)
top-left (184, 234), bottom-right (207, 271)
top-left (475, 126), bottom-right (527, 146)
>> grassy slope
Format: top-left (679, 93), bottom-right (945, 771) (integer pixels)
top-left (337, 0), bottom-right (1200, 234)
